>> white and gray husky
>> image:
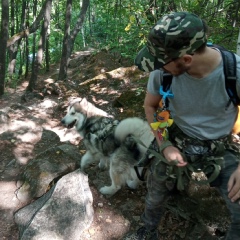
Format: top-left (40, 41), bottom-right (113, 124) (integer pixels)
top-left (61, 97), bottom-right (154, 195)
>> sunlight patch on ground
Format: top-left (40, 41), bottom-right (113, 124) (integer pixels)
top-left (0, 181), bottom-right (19, 209)
top-left (44, 125), bottom-right (81, 145)
top-left (13, 142), bottom-right (35, 165)
top-left (91, 96), bottom-right (109, 106)
top-left (15, 131), bottom-right (40, 143)
top-left (38, 99), bottom-right (58, 109)
top-left (6, 119), bottom-right (42, 165)
top-left (91, 86), bottom-right (108, 94)
top-left (8, 119), bottom-right (39, 132)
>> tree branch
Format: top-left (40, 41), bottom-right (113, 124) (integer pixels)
top-left (7, 0), bottom-right (51, 47)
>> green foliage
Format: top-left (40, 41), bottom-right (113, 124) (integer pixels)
top-left (80, 0), bottom-right (240, 60)
top-left (2, 0), bottom-right (240, 80)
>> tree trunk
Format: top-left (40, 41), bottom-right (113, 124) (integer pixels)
top-left (58, 0), bottom-right (90, 81)
top-left (58, 0), bottom-right (73, 81)
top-left (7, 0), bottom-right (16, 84)
top-left (0, 0), bottom-right (9, 96)
top-left (27, 35), bottom-right (37, 91)
top-left (25, 37), bottom-right (30, 78)
top-left (45, 37), bottom-right (50, 72)
top-left (22, 0), bottom-right (30, 78)
top-left (237, 28), bottom-right (240, 56)
top-left (27, 0), bottom-right (52, 91)
top-left (26, 0), bottom-right (38, 91)
top-left (68, 0), bottom-right (90, 57)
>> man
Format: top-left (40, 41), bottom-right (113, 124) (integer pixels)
top-left (123, 12), bottom-right (240, 240)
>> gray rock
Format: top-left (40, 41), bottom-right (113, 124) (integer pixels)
top-left (16, 144), bottom-right (81, 202)
top-left (0, 110), bottom-right (10, 134)
top-left (14, 169), bottom-right (94, 240)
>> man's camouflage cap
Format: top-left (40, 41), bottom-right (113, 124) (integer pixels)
top-left (135, 12), bottom-right (207, 72)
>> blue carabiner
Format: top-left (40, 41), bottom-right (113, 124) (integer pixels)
top-left (159, 86), bottom-right (174, 101)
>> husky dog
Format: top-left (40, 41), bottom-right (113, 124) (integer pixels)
top-left (61, 97), bottom-right (154, 195)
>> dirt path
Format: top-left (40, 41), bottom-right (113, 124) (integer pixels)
top-left (0, 51), bottom-right (149, 240)
top-left (0, 50), bottom-right (230, 240)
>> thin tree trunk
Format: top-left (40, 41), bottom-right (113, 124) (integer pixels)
top-left (27, 0), bottom-right (38, 91)
top-left (0, 0), bottom-right (9, 95)
top-left (7, 0), bottom-right (51, 48)
top-left (25, 37), bottom-right (30, 78)
top-left (237, 28), bottom-right (240, 56)
top-left (45, 37), bottom-right (50, 72)
top-left (27, 0), bottom-right (52, 91)
top-left (68, 0), bottom-right (89, 56)
top-left (7, 0), bottom-right (16, 83)
top-left (58, 0), bottom-right (90, 80)
top-left (58, 0), bottom-right (73, 80)
top-left (22, 0), bottom-right (30, 78)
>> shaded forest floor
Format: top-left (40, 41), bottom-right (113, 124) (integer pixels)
top-left (0, 49), bottom-right (230, 239)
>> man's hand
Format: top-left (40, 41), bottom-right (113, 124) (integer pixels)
top-left (228, 165), bottom-right (240, 203)
top-left (163, 146), bottom-right (187, 167)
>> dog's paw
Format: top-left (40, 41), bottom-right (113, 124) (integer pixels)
top-left (126, 179), bottom-right (139, 189)
top-left (98, 157), bottom-right (108, 170)
top-left (98, 161), bottom-right (106, 170)
top-left (81, 151), bottom-right (94, 170)
top-left (80, 161), bottom-right (87, 170)
top-left (99, 186), bottom-right (119, 195)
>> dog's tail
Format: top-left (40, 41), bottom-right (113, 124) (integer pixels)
top-left (114, 117), bottom-right (154, 150)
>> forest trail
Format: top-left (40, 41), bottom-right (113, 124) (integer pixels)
top-left (0, 50), bottom-right (229, 240)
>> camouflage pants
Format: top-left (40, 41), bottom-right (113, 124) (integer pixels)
top-left (141, 150), bottom-right (240, 239)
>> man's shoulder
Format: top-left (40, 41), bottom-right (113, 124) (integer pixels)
top-left (234, 54), bottom-right (240, 77)
top-left (150, 69), bottom-right (162, 77)
top-left (235, 53), bottom-right (240, 62)
top-left (149, 70), bottom-right (163, 82)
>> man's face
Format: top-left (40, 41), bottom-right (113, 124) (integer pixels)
top-left (161, 57), bottom-right (189, 76)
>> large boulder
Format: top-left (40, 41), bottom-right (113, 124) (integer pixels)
top-left (16, 143), bottom-right (81, 202)
top-left (14, 169), bottom-right (94, 240)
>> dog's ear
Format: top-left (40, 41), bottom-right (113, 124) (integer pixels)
top-left (72, 97), bottom-right (88, 113)
top-left (80, 97), bottom-right (88, 107)
top-left (69, 97), bottom-right (81, 106)
top-left (81, 97), bottom-right (87, 102)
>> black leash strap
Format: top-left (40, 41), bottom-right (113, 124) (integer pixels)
top-left (134, 166), bottom-right (147, 181)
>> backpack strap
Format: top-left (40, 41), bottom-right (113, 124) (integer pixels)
top-left (162, 72), bottom-right (173, 108)
top-left (219, 49), bottom-right (239, 106)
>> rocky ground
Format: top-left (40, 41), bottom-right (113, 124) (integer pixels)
top-left (0, 50), bottom-right (231, 240)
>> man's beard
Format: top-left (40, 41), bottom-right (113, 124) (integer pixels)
top-left (172, 62), bottom-right (190, 76)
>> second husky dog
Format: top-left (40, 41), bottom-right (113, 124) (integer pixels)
top-left (61, 98), bottom-right (154, 195)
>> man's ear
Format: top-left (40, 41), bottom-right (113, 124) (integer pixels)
top-left (182, 54), bottom-right (193, 65)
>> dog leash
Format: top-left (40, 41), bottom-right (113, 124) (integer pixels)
top-left (131, 136), bottom-right (222, 191)
top-left (133, 166), bottom-right (148, 181)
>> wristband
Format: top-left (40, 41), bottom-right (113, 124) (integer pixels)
top-left (159, 140), bottom-right (173, 153)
